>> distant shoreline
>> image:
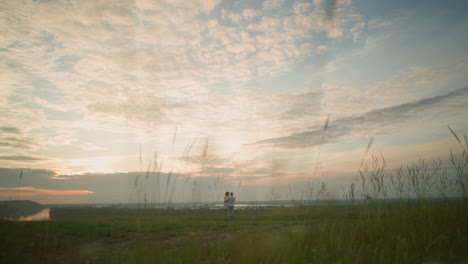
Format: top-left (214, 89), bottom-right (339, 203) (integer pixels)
top-left (42, 197), bottom-right (463, 209)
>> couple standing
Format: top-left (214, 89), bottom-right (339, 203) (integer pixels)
top-left (224, 192), bottom-right (236, 218)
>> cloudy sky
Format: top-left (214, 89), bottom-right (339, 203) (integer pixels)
top-left (1, 0), bottom-right (468, 204)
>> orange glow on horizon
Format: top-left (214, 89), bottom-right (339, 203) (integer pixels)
top-left (0, 187), bottom-right (94, 197)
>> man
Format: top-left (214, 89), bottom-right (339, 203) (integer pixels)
top-left (227, 192), bottom-right (236, 218)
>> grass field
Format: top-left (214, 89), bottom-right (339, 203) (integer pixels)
top-left (1, 200), bottom-right (467, 264)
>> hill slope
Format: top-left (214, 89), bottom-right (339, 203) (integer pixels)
top-left (0, 200), bottom-right (44, 219)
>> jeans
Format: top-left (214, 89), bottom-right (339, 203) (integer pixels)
top-left (227, 206), bottom-right (234, 218)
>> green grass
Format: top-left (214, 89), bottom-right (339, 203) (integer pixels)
top-left (1, 201), bottom-right (467, 263)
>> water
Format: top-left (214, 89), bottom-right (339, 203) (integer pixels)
top-left (19, 208), bottom-right (50, 221)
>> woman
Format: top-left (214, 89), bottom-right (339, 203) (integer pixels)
top-left (223, 191), bottom-right (229, 218)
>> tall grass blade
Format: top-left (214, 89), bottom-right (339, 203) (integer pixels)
top-left (172, 126), bottom-right (178, 145)
top-left (202, 138), bottom-right (208, 158)
top-left (464, 134), bottom-right (468, 150)
top-left (312, 114), bottom-right (331, 180)
top-left (186, 138), bottom-right (197, 156)
top-left (133, 175), bottom-right (139, 189)
top-left (153, 152), bottom-right (158, 172)
top-left (145, 163), bottom-right (151, 180)
top-left (17, 169), bottom-right (23, 200)
top-left (139, 143), bottom-right (143, 172)
top-left (184, 174), bottom-right (191, 183)
top-left (156, 160), bottom-right (163, 204)
top-left (164, 170), bottom-right (173, 205)
top-left (448, 126), bottom-right (462, 145)
top-left (365, 137), bottom-right (373, 155)
top-left (323, 114), bottom-right (331, 131)
top-left (19, 169), bottom-right (23, 184)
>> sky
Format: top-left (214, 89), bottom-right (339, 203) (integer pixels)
top-left (1, 0), bottom-right (468, 204)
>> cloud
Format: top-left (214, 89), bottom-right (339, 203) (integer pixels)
top-left (1, 0), bottom-right (364, 112)
top-left (0, 120), bottom-right (78, 155)
top-left (33, 97), bottom-right (69, 112)
top-left (175, 152), bottom-right (239, 178)
top-left (263, 0), bottom-right (285, 10)
top-left (366, 67), bottom-right (450, 100)
top-left (313, 0), bottom-right (325, 7)
top-left (317, 63), bottom-right (461, 119)
top-left (320, 83), bottom-right (370, 116)
top-left (293, 2), bottom-right (312, 14)
top-left (291, 0), bottom-right (363, 39)
top-left (242, 9), bottom-right (262, 21)
top-left (0, 136), bottom-right (39, 150)
top-left (200, 0), bottom-right (222, 14)
top-left (221, 9), bottom-right (242, 24)
top-left (368, 13), bottom-right (408, 29)
top-left (274, 92), bottom-right (322, 121)
top-left (0, 127), bottom-right (20, 134)
top-left (0, 168), bottom-right (133, 202)
top-left (0, 155), bottom-right (49, 163)
top-left (80, 143), bottom-right (106, 151)
top-left (1, 106), bottom-right (48, 133)
top-left (170, 149), bottom-right (285, 188)
top-left (73, 87), bottom-right (324, 143)
top-left (251, 86), bottom-right (468, 149)
top-left (0, 168), bottom-right (56, 180)
top-left (0, 0), bottom-right (369, 176)
top-left (350, 21), bottom-right (365, 41)
top-left (0, 187), bottom-right (93, 197)
top-left (316, 45), bottom-right (330, 54)
top-left (456, 62), bottom-right (468, 72)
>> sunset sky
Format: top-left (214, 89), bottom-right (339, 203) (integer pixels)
top-left (1, 0), bottom-right (468, 204)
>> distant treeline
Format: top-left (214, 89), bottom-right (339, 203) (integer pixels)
top-left (49, 206), bottom-right (267, 219)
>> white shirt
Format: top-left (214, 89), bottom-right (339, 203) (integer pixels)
top-left (227, 196), bottom-right (236, 206)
